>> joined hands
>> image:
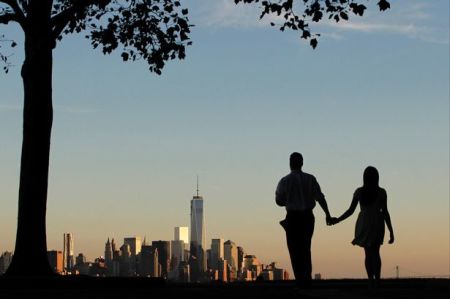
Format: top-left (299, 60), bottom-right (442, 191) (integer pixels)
top-left (326, 216), bottom-right (339, 226)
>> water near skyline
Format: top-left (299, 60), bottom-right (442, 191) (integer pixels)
top-left (0, 0), bottom-right (449, 279)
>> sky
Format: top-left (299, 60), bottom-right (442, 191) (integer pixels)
top-left (0, 0), bottom-right (449, 279)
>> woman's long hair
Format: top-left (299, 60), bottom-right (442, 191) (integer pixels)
top-left (360, 166), bottom-right (380, 205)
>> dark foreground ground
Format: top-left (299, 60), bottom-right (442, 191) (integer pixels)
top-left (0, 277), bottom-right (448, 299)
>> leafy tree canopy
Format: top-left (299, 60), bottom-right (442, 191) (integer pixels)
top-left (0, 0), bottom-right (192, 74)
top-left (0, 0), bottom-right (391, 72)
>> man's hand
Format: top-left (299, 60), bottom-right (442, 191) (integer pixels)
top-left (388, 233), bottom-right (395, 244)
top-left (327, 217), bottom-right (339, 226)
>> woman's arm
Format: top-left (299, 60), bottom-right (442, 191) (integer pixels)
top-left (335, 192), bottom-right (359, 224)
top-left (382, 192), bottom-right (395, 243)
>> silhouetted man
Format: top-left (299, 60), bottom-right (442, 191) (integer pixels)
top-left (276, 152), bottom-right (332, 287)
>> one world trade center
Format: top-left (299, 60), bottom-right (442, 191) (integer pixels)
top-left (190, 177), bottom-right (206, 277)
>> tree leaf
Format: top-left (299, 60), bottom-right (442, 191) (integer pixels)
top-left (378, 0), bottom-right (391, 11)
top-left (310, 38), bottom-right (318, 49)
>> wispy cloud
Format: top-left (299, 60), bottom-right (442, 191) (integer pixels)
top-left (402, 3), bottom-right (432, 20)
top-left (318, 2), bottom-right (448, 45)
top-left (194, 0), bottom-right (273, 29)
top-left (322, 20), bottom-right (448, 45)
top-left (326, 21), bottom-right (422, 34)
top-left (193, 0), bottom-right (448, 45)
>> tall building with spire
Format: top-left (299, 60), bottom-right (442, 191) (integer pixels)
top-left (190, 176), bottom-right (206, 275)
top-left (105, 238), bottom-right (113, 272)
top-left (105, 238), bottom-right (112, 260)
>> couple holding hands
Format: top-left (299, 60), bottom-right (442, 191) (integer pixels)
top-left (276, 152), bottom-right (395, 289)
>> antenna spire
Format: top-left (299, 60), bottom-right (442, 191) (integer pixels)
top-left (196, 175), bottom-right (199, 197)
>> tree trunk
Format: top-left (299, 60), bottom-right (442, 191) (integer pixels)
top-left (6, 1), bottom-right (55, 276)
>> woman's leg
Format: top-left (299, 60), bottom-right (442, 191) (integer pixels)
top-left (373, 245), bottom-right (382, 281)
top-left (364, 247), bottom-right (374, 280)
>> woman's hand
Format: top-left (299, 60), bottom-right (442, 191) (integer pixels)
top-left (327, 217), bottom-right (339, 226)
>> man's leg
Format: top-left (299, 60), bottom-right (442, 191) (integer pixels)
top-left (298, 213), bottom-right (314, 286)
top-left (286, 226), bottom-right (302, 283)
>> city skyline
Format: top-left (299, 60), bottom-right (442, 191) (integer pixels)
top-left (0, 180), bottom-right (290, 281)
top-left (0, 0), bottom-right (448, 279)
top-left (0, 180), bottom-right (448, 278)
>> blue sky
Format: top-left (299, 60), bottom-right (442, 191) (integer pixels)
top-left (0, 0), bottom-right (449, 278)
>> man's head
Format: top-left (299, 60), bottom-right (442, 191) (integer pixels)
top-left (290, 152), bottom-right (303, 171)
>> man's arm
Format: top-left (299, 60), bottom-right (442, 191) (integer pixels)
top-left (313, 177), bottom-right (332, 223)
top-left (275, 179), bottom-right (286, 207)
top-left (317, 197), bottom-right (331, 222)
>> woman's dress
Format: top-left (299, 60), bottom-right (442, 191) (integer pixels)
top-left (352, 188), bottom-right (386, 248)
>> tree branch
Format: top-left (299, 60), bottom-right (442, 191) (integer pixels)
top-left (51, 0), bottom-right (111, 40)
top-left (0, 0), bottom-right (25, 27)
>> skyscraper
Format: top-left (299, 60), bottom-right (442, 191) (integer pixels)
top-left (105, 238), bottom-right (113, 274)
top-left (123, 236), bottom-right (142, 256)
top-left (210, 238), bottom-right (224, 270)
top-left (47, 250), bottom-right (63, 274)
top-left (140, 245), bottom-right (159, 277)
top-left (171, 240), bottom-right (185, 268)
top-left (75, 253), bottom-right (86, 266)
top-left (190, 177), bottom-right (206, 273)
top-left (120, 243), bottom-right (131, 276)
top-left (224, 240), bottom-right (238, 271)
top-left (174, 226), bottom-right (189, 244)
top-left (152, 240), bottom-right (171, 278)
top-left (172, 226), bottom-right (189, 269)
top-left (105, 238), bottom-right (112, 265)
top-left (237, 246), bottom-right (245, 273)
top-left (63, 233), bottom-right (74, 272)
top-left (124, 236), bottom-right (141, 275)
top-left (177, 261), bottom-right (190, 282)
top-left (218, 258), bottom-right (228, 282)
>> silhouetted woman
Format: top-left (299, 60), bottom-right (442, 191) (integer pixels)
top-left (334, 166), bottom-right (394, 288)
